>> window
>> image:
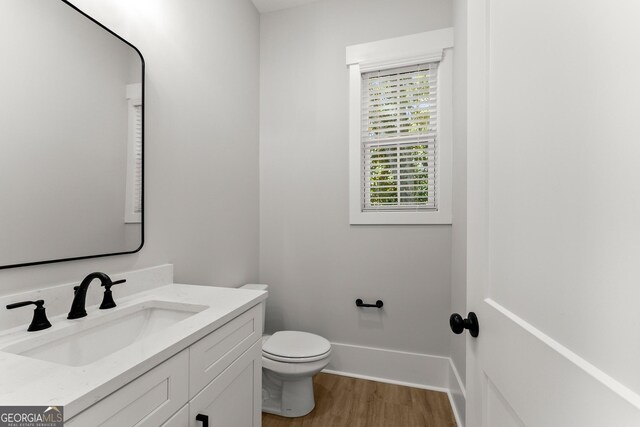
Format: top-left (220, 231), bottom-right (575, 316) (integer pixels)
top-left (347, 29), bottom-right (453, 224)
top-left (361, 63), bottom-right (438, 211)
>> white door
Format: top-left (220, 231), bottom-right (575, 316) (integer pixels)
top-left (464, 1), bottom-right (640, 426)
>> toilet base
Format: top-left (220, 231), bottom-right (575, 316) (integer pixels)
top-left (262, 368), bottom-right (316, 418)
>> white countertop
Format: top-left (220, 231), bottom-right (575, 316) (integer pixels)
top-left (0, 283), bottom-right (267, 419)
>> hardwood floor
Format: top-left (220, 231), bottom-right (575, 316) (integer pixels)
top-left (262, 373), bottom-right (457, 427)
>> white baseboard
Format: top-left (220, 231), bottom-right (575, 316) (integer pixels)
top-left (322, 342), bottom-right (466, 426)
top-left (447, 359), bottom-right (466, 427)
top-left (324, 342), bottom-right (450, 392)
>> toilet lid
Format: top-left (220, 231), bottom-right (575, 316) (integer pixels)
top-left (262, 331), bottom-right (331, 359)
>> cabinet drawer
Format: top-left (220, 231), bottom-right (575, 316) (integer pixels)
top-left (161, 405), bottom-right (188, 427)
top-left (189, 340), bottom-right (262, 427)
top-left (189, 304), bottom-right (262, 398)
top-left (66, 350), bottom-right (189, 427)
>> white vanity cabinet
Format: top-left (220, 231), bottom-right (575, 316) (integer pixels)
top-left (65, 303), bottom-right (263, 427)
top-left (65, 350), bottom-right (190, 426)
top-left (189, 340), bottom-right (262, 427)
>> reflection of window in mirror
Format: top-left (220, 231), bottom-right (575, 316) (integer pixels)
top-left (125, 83), bottom-right (142, 224)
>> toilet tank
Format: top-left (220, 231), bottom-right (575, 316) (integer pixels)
top-left (240, 284), bottom-right (268, 334)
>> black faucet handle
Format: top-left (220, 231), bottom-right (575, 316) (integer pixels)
top-left (6, 300), bottom-right (52, 332)
top-left (7, 300), bottom-right (44, 310)
top-left (99, 279), bottom-right (125, 310)
top-left (102, 279), bottom-right (126, 289)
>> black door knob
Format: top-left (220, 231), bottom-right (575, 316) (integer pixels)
top-left (450, 312), bottom-right (479, 337)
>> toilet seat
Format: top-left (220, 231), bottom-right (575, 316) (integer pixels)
top-left (263, 349), bottom-right (331, 363)
top-left (262, 331), bottom-right (331, 363)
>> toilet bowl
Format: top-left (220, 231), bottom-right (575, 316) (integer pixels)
top-left (240, 284), bottom-right (332, 418)
top-left (262, 331), bottom-right (331, 417)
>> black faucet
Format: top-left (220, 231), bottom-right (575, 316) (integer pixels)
top-left (6, 300), bottom-right (52, 332)
top-left (68, 272), bottom-right (125, 319)
top-left (99, 277), bottom-right (126, 310)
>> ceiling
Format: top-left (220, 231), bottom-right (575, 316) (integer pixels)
top-left (251, 0), bottom-right (320, 14)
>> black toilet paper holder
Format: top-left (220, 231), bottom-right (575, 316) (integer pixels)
top-left (355, 299), bottom-right (384, 308)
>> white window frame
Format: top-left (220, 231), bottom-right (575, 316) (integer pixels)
top-left (347, 28), bottom-right (453, 225)
top-left (125, 83), bottom-right (142, 224)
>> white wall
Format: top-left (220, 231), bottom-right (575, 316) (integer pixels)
top-left (0, 0), bottom-right (260, 296)
top-left (450, 0), bottom-right (469, 421)
top-left (259, 0), bottom-right (453, 357)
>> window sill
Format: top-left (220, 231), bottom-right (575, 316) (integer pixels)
top-left (349, 209), bottom-right (452, 225)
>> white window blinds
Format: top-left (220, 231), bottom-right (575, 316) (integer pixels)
top-left (133, 104), bottom-right (142, 214)
top-left (361, 62), bottom-right (438, 211)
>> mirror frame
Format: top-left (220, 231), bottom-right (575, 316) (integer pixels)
top-left (0, 0), bottom-right (145, 270)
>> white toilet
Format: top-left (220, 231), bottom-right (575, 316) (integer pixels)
top-left (241, 284), bottom-right (332, 418)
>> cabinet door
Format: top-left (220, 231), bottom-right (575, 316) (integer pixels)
top-left (65, 350), bottom-right (189, 427)
top-left (190, 340), bottom-right (262, 427)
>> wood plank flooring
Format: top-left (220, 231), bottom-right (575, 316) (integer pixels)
top-left (262, 373), bottom-right (457, 427)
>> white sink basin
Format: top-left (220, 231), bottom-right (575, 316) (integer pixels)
top-left (2, 300), bottom-right (206, 367)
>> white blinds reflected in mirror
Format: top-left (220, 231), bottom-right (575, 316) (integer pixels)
top-left (126, 83), bottom-right (143, 224)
